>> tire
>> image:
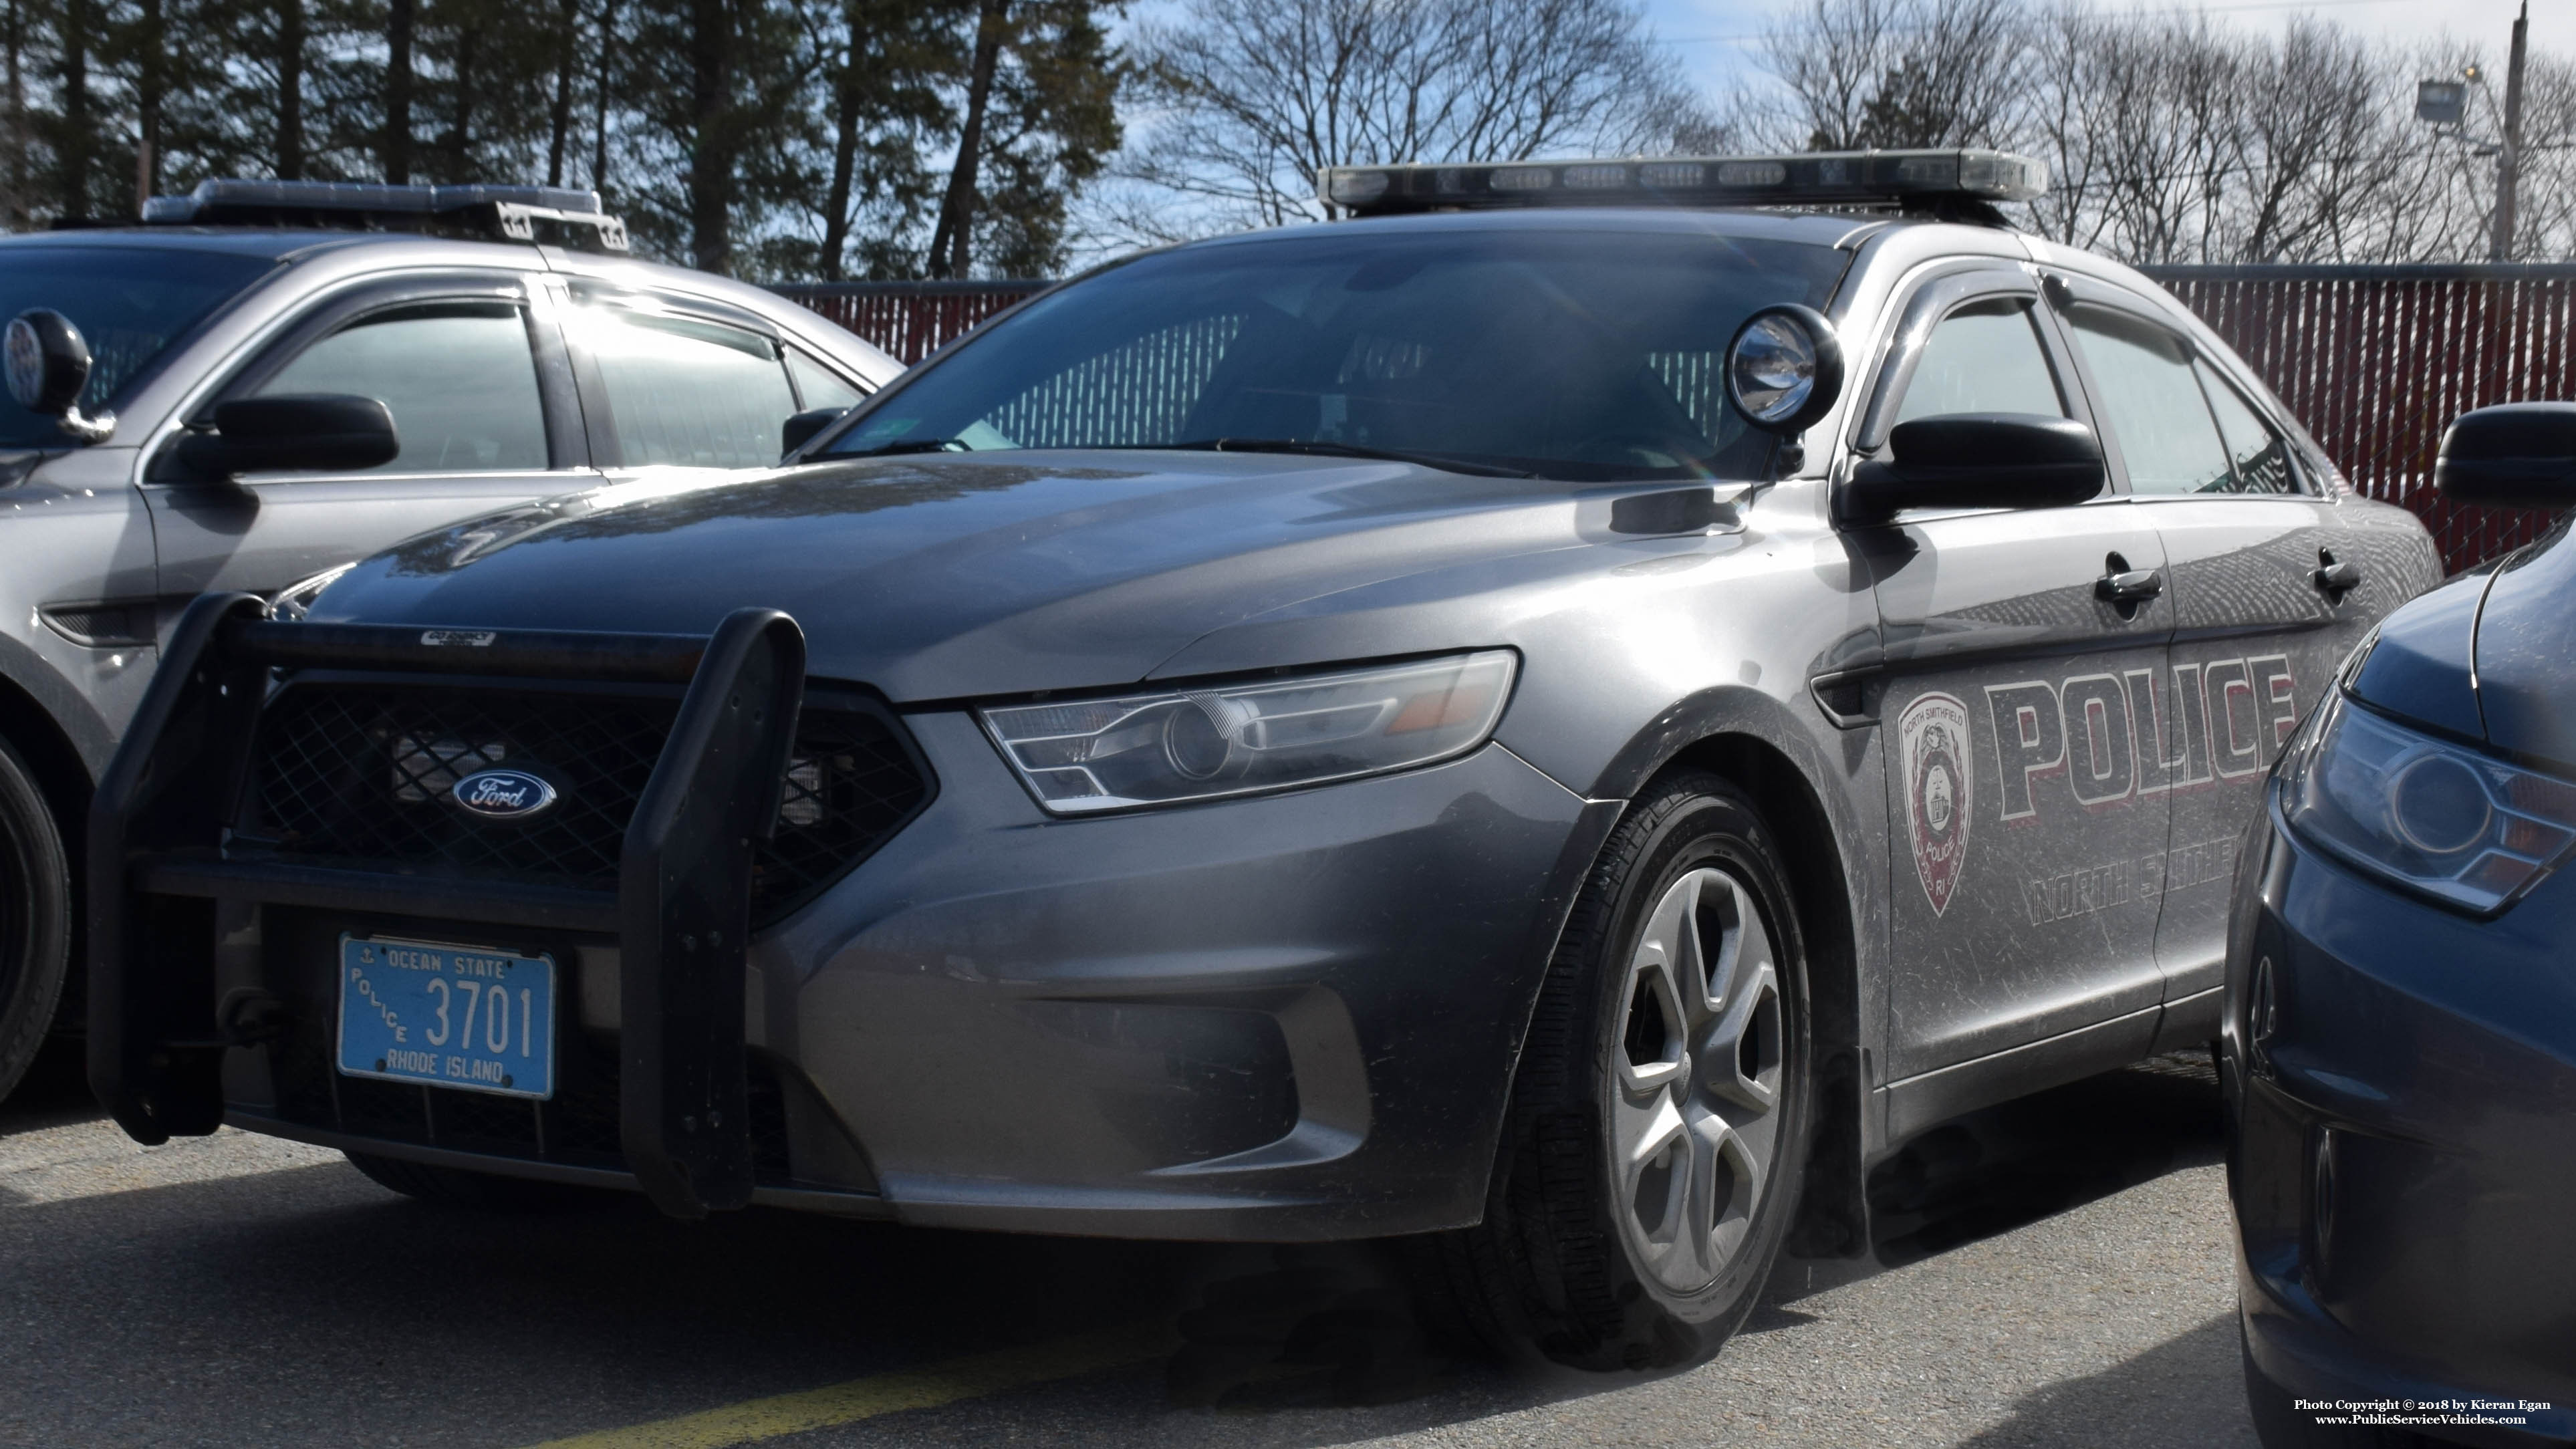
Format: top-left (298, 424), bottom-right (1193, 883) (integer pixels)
top-left (1412, 771), bottom-right (1813, 1371)
top-left (2241, 1321), bottom-right (2437, 1449)
top-left (0, 736), bottom-right (72, 1105)
top-left (345, 1150), bottom-right (613, 1212)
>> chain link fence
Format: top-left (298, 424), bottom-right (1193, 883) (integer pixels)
top-left (777, 264), bottom-right (2576, 576)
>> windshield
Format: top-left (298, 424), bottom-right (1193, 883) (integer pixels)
top-left (825, 226), bottom-right (1849, 482)
top-left (0, 245), bottom-right (275, 448)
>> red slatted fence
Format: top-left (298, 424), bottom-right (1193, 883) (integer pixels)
top-left (2140, 263), bottom-right (2572, 573)
top-left (769, 279), bottom-right (1047, 367)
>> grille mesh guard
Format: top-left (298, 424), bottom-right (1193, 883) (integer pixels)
top-left (237, 681), bottom-right (930, 926)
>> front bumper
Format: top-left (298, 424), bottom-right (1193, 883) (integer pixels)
top-left (2228, 802), bottom-right (2576, 1444)
top-left (92, 598), bottom-right (1612, 1238)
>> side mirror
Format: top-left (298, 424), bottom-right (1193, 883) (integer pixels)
top-left (1839, 412), bottom-right (2105, 523)
top-left (781, 406), bottom-right (844, 458)
top-left (4, 307), bottom-right (112, 442)
top-left (2435, 402), bottom-right (2576, 511)
top-left (174, 394), bottom-right (400, 477)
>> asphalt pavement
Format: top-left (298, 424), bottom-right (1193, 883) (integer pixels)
top-left (1, 1041), bottom-right (2254, 1448)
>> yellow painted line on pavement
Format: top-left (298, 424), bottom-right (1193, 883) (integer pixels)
top-left (521, 1321), bottom-right (1170, 1449)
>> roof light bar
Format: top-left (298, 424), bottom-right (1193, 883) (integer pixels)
top-left (1317, 149), bottom-right (2047, 218)
top-left (142, 178), bottom-right (630, 251)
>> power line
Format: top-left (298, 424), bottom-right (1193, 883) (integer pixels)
top-left (1662, 0), bottom-right (2429, 47)
top-left (2030, 133), bottom-right (2575, 194)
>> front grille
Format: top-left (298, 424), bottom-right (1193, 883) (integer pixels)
top-left (237, 682), bottom-right (931, 924)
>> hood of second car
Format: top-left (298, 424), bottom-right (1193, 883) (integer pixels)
top-left (2349, 520), bottom-right (2576, 771)
top-left (313, 450), bottom-right (1588, 700)
top-left (2466, 519), bottom-right (2576, 769)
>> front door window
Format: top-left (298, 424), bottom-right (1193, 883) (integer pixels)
top-left (255, 301), bottom-right (549, 473)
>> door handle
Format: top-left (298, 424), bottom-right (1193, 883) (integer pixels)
top-left (2095, 565), bottom-right (2164, 605)
top-left (2314, 553), bottom-right (2363, 599)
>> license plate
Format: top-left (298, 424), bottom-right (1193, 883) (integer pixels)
top-left (337, 934), bottom-right (557, 1099)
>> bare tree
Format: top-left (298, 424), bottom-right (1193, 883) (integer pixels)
top-left (1097, 0), bottom-right (1710, 247)
top-left (1753, 0), bottom-right (2575, 266)
top-left (2225, 20), bottom-right (2378, 260)
top-left (2021, 5), bottom-right (2115, 251)
top-left (1749, 0), bottom-right (2031, 151)
top-left (2506, 55), bottom-right (2576, 260)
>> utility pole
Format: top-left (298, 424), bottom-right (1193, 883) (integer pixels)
top-left (2493, 0), bottom-right (2528, 261)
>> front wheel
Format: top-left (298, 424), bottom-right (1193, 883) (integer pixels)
top-left (1412, 771), bottom-right (1812, 1371)
top-left (0, 736), bottom-right (71, 1105)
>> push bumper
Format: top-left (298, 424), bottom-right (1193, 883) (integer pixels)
top-left (92, 596), bottom-right (1612, 1238)
top-left (2228, 804), bottom-right (2576, 1445)
top-left (90, 594), bottom-right (807, 1219)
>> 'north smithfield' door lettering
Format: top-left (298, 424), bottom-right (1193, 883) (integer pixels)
top-left (1985, 655), bottom-right (2296, 822)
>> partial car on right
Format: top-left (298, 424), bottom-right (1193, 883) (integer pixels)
top-left (2226, 402), bottom-right (2576, 1448)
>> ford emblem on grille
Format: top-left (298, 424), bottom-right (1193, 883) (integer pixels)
top-left (450, 769), bottom-right (559, 820)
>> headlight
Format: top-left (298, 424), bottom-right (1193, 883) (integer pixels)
top-left (2282, 690), bottom-right (2576, 913)
top-left (979, 650), bottom-right (1517, 814)
top-left (268, 561), bottom-right (355, 621)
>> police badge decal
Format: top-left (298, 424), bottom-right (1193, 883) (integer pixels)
top-left (1899, 691), bottom-right (1973, 916)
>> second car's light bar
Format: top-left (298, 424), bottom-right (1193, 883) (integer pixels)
top-left (144, 178), bottom-right (630, 251)
top-left (1317, 149), bottom-right (2048, 217)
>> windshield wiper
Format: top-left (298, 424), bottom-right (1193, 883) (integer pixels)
top-left (1147, 438), bottom-right (1535, 479)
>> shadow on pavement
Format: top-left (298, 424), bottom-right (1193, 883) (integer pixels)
top-left (0, 1049), bottom-right (2229, 1444)
top-left (0, 1159), bottom-right (1206, 1447)
top-left (1861, 1049), bottom-right (2222, 1271)
top-left (1954, 1313), bottom-right (2253, 1448)
top-left (1157, 1051), bottom-right (2226, 1413)
top-left (1, 1035), bottom-right (98, 1136)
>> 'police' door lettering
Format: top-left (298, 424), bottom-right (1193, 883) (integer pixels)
top-left (1985, 654), bottom-right (2295, 822)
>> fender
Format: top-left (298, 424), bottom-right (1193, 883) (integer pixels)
top-left (1524, 682), bottom-right (1889, 1259)
top-left (0, 632), bottom-right (118, 786)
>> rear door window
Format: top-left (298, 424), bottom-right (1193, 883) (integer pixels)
top-left (787, 349), bottom-right (866, 412)
top-left (577, 305), bottom-right (799, 469)
top-left (254, 301), bottom-right (549, 473)
top-left (2198, 362), bottom-right (2303, 495)
top-left (2065, 309), bottom-right (2234, 495)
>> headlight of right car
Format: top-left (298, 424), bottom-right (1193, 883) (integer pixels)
top-left (268, 561), bottom-right (356, 622)
top-left (979, 650), bottom-right (1517, 814)
top-left (2282, 689), bottom-right (2576, 913)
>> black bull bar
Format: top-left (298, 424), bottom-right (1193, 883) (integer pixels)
top-left (88, 593), bottom-right (807, 1220)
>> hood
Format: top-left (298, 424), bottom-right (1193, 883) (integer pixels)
top-left (313, 451), bottom-right (1595, 701)
top-left (2466, 519), bottom-right (2576, 770)
top-left (2349, 520), bottom-right (2576, 771)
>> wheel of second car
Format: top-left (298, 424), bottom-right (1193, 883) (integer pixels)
top-left (0, 736), bottom-right (71, 1106)
top-left (1412, 770), bottom-right (1811, 1371)
top-left (345, 1151), bottom-right (614, 1212)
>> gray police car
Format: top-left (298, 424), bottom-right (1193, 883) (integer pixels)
top-left (94, 152), bottom-right (2436, 1373)
top-left (0, 180), bottom-right (899, 1104)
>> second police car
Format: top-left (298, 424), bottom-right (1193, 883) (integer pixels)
top-left (93, 151), bottom-right (2437, 1372)
top-left (0, 179), bottom-right (900, 1107)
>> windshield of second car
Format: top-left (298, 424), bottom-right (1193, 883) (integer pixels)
top-left (0, 245), bottom-right (274, 448)
top-left (825, 228), bottom-right (1848, 482)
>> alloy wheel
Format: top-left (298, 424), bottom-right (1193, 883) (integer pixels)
top-left (1607, 866), bottom-right (1785, 1294)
